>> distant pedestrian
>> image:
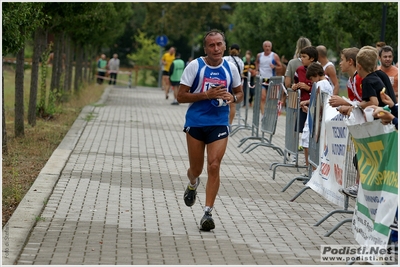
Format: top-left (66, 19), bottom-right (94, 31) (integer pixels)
top-left (161, 47), bottom-right (176, 98)
top-left (97, 54), bottom-right (107, 84)
top-left (255, 40), bottom-right (282, 114)
top-left (169, 53), bottom-right (185, 105)
top-left (108, 53), bottom-right (120, 85)
top-left (186, 56), bottom-right (193, 67)
top-left (317, 45), bottom-right (339, 95)
top-left (223, 43), bottom-right (244, 125)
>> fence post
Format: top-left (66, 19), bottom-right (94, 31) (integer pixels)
top-left (237, 75), bottom-right (262, 149)
top-left (270, 85), bottom-right (308, 179)
top-left (230, 70), bottom-right (252, 136)
top-left (240, 76), bottom-right (284, 155)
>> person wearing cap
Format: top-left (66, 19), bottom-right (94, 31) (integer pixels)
top-left (223, 43), bottom-right (244, 125)
top-left (255, 41), bottom-right (282, 114)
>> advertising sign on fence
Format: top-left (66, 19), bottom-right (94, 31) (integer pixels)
top-left (307, 100), bottom-right (347, 207)
top-left (346, 119), bottom-right (398, 247)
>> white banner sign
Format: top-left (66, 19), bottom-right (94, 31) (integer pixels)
top-left (307, 100), bottom-right (347, 207)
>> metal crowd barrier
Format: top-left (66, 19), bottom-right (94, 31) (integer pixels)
top-left (314, 135), bottom-right (356, 237)
top-left (288, 84), bottom-right (323, 196)
top-left (96, 70), bottom-right (132, 88)
top-left (270, 86), bottom-right (307, 180)
top-left (230, 71), bottom-right (252, 136)
top-left (237, 75), bottom-right (263, 150)
top-left (240, 76), bottom-right (284, 155)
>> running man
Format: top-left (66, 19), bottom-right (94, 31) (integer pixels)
top-left (161, 46), bottom-right (176, 98)
top-left (177, 29), bottom-right (243, 231)
top-left (169, 53), bottom-right (185, 105)
top-left (255, 41), bottom-right (282, 114)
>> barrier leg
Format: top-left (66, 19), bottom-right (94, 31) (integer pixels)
top-left (244, 141), bottom-right (284, 156)
top-left (289, 186), bottom-right (311, 202)
top-left (238, 136), bottom-right (261, 148)
top-left (314, 210), bottom-right (354, 226)
top-left (281, 175), bottom-right (309, 192)
top-left (324, 218), bottom-right (352, 237)
top-left (271, 163), bottom-right (307, 180)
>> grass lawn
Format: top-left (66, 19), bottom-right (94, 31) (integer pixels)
top-left (2, 65), bottom-right (107, 227)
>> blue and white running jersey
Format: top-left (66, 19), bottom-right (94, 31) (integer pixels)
top-left (180, 57), bottom-right (242, 127)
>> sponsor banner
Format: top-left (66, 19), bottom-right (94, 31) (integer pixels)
top-left (346, 120), bottom-right (398, 247)
top-left (307, 99), bottom-right (347, 207)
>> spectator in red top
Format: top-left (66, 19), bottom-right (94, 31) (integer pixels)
top-left (292, 46), bottom-right (318, 137)
top-left (328, 47), bottom-right (363, 198)
top-left (329, 47), bottom-right (363, 113)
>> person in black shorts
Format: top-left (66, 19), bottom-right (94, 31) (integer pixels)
top-left (177, 30), bottom-right (243, 231)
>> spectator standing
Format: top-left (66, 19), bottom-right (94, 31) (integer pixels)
top-left (375, 41), bottom-right (386, 66)
top-left (223, 44), bottom-right (244, 125)
top-left (292, 46), bottom-right (318, 154)
top-left (108, 53), bottom-right (120, 85)
top-left (284, 37), bottom-right (312, 107)
top-left (317, 45), bottom-right (340, 95)
top-left (355, 46), bottom-right (396, 109)
top-left (176, 29), bottom-right (243, 231)
top-left (169, 53), bottom-right (185, 105)
top-left (302, 62), bottom-right (334, 167)
top-left (255, 41), bottom-right (282, 114)
top-left (242, 50), bottom-right (256, 107)
top-left (161, 47), bottom-right (176, 98)
top-left (97, 54), bottom-right (107, 84)
top-left (378, 45), bottom-right (398, 101)
top-left (329, 47), bottom-right (363, 198)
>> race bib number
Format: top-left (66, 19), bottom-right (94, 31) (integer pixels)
top-left (202, 78), bottom-right (227, 92)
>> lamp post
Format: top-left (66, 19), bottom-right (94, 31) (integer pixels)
top-left (157, 9), bottom-right (165, 89)
top-left (380, 3), bottom-right (387, 42)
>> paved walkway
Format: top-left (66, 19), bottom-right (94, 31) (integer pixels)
top-left (11, 86), bottom-right (356, 265)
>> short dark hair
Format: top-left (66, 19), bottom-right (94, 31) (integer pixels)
top-left (306, 62), bottom-right (325, 80)
top-left (379, 45), bottom-right (394, 57)
top-left (203, 29), bottom-right (225, 47)
top-left (300, 46), bottom-right (319, 62)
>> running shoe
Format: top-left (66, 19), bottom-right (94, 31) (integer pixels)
top-left (200, 211), bottom-right (215, 231)
top-left (183, 178), bottom-right (199, 207)
top-left (340, 184), bottom-right (358, 198)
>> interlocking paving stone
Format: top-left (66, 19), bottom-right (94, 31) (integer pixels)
top-left (16, 86), bottom-right (357, 265)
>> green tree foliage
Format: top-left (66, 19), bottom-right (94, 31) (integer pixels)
top-left (229, 2), bottom-right (398, 60)
top-left (2, 2), bottom-right (46, 56)
top-left (144, 3), bottom-right (228, 39)
top-left (127, 31), bottom-right (159, 66)
top-left (127, 30), bottom-right (160, 85)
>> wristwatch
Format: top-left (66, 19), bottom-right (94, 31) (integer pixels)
top-left (233, 94), bottom-right (237, 103)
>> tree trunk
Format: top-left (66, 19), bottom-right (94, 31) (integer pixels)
top-left (66, 38), bottom-right (74, 93)
top-left (64, 35), bottom-right (71, 93)
top-left (50, 32), bottom-right (63, 97)
top-left (15, 47), bottom-right (25, 137)
top-left (28, 28), bottom-right (46, 127)
top-left (83, 46), bottom-right (88, 82)
top-left (2, 61), bottom-right (7, 154)
top-left (74, 44), bottom-right (83, 92)
top-left (38, 41), bottom-right (51, 117)
top-left (57, 32), bottom-right (65, 101)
